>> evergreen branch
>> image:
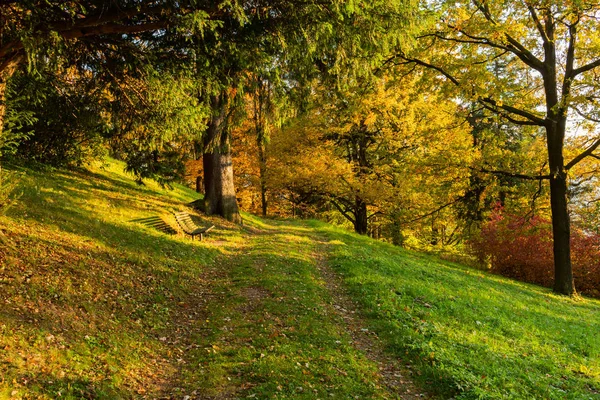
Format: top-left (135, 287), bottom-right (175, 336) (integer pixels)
top-left (61, 21), bottom-right (168, 40)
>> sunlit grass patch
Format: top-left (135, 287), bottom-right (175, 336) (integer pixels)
top-left (316, 222), bottom-right (600, 399)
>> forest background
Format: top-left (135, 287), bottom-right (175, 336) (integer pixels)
top-left (1, 0), bottom-right (600, 297)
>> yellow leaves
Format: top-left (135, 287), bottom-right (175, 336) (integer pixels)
top-left (363, 112), bottom-right (377, 127)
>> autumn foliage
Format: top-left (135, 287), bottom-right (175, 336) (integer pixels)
top-left (471, 208), bottom-right (600, 298)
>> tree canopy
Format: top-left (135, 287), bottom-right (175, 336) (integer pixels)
top-left (1, 0), bottom-right (599, 296)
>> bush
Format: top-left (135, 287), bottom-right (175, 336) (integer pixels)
top-left (6, 70), bottom-right (108, 167)
top-left (470, 208), bottom-right (600, 297)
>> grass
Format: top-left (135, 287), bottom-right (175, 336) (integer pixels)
top-left (0, 160), bottom-right (391, 398)
top-left (314, 222), bottom-right (600, 399)
top-left (1, 159), bottom-right (599, 399)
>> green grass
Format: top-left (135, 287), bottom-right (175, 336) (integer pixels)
top-left (1, 159), bottom-right (599, 399)
top-left (314, 222), bottom-right (600, 399)
top-left (0, 161), bottom-right (390, 398)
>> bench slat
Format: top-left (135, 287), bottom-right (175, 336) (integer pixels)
top-left (174, 212), bottom-right (215, 240)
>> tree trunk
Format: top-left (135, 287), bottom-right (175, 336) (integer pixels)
top-left (353, 196), bottom-right (368, 234)
top-left (253, 79), bottom-right (269, 217)
top-left (546, 120), bottom-right (575, 295)
top-left (541, 24), bottom-right (575, 295)
top-left (549, 172), bottom-right (574, 294)
top-left (0, 54), bottom-right (24, 142)
top-left (203, 94), bottom-right (242, 224)
top-left (257, 136), bottom-right (268, 217)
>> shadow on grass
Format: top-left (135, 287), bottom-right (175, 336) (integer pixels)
top-left (0, 164), bottom-right (235, 397)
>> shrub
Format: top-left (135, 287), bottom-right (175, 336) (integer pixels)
top-left (8, 71), bottom-right (108, 167)
top-left (470, 208), bottom-right (600, 297)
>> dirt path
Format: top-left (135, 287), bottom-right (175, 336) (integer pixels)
top-left (150, 228), bottom-right (432, 399)
top-left (313, 243), bottom-right (432, 400)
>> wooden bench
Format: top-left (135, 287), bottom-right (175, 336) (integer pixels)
top-left (174, 212), bottom-right (215, 240)
top-left (131, 216), bottom-right (177, 235)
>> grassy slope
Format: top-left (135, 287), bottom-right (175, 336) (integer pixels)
top-left (0, 160), bottom-right (599, 399)
top-left (0, 161), bottom-right (391, 399)
top-left (314, 223), bottom-right (600, 399)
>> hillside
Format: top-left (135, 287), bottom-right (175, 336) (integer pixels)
top-left (0, 161), bottom-right (599, 399)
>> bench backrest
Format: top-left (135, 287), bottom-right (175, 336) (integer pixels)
top-left (174, 212), bottom-right (198, 234)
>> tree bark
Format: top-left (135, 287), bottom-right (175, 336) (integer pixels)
top-left (203, 94), bottom-right (242, 224)
top-left (546, 119), bottom-right (575, 295)
top-left (541, 17), bottom-right (576, 295)
top-left (257, 133), bottom-right (268, 217)
top-left (549, 170), bottom-right (574, 294)
top-left (353, 196), bottom-right (368, 234)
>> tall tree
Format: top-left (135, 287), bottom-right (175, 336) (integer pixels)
top-left (269, 76), bottom-right (473, 237)
top-left (399, 0), bottom-right (600, 295)
top-left (0, 0), bottom-right (219, 153)
top-left (202, 91), bottom-right (243, 223)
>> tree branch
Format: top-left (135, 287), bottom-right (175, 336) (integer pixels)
top-left (471, 0), bottom-right (545, 72)
top-left (473, 166), bottom-right (550, 180)
top-left (566, 137), bottom-right (600, 170)
top-left (479, 97), bottom-right (547, 125)
top-left (61, 21), bottom-right (168, 40)
top-left (403, 197), bottom-right (464, 225)
top-left (572, 58), bottom-right (600, 77)
top-left (526, 3), bottom-right (550, 43)
top-left (330, 199), bottom-right (355, 224)
top-left (367, 211), bottom-right (384, 220)
top-left (562, 17), bottom-right (578, 102)
top-left (397, 52), bottom-right (460, 86)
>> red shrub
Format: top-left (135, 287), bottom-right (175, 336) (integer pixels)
top-left (470, 208), bottom-right (600, 297)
